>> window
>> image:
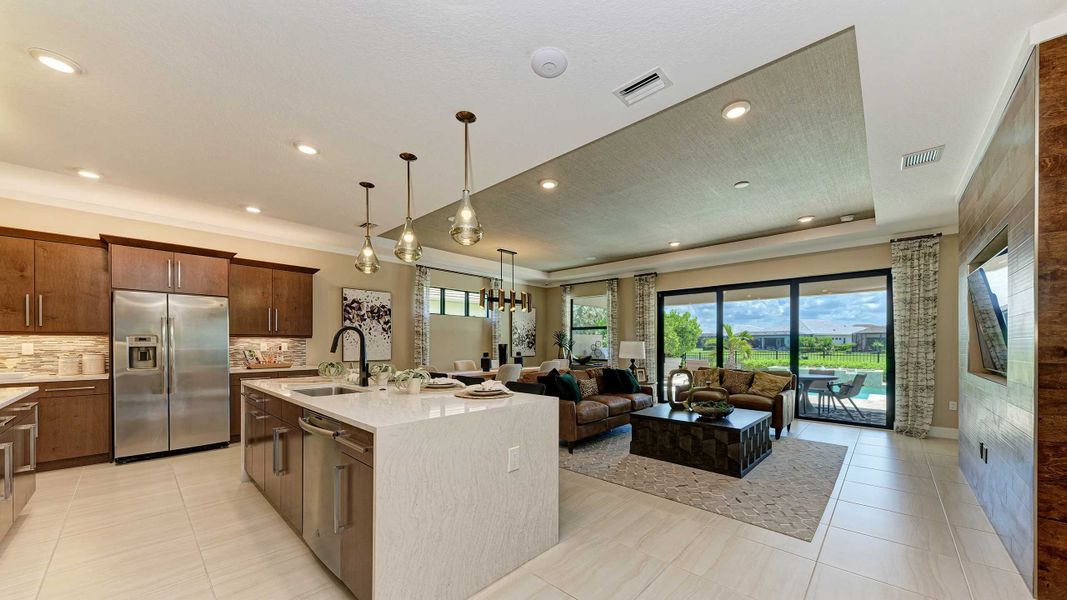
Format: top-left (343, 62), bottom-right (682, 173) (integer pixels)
top-left (427, 287), bottom-right (486, 317)
top-left (570, 295), bottom-right (610, 362)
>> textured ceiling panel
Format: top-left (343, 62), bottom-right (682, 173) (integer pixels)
top-left (387, 30), bottom-right (874, 271)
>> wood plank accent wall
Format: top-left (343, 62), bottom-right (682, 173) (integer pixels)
top-left (958, 51), bottom-right (1037, 591)
top-left (1037, 34), bottom-right (1067, 599)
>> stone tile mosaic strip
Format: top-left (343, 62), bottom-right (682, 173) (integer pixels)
top-left (0, 335), bottom-right (110, 375)
top-left (228, 337), bottom-right (308, 368)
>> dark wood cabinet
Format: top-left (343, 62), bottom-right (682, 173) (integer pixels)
top-left (1, 380), bottom-right (111, 470)
top-left (173, 252), bottom-right (229, 296)
top-left (246, 402), bottom-right (269, 489)
top-left (110, 244), bottom-right (174, 292)
top-left (0, 232), bottom-right (109, 334)
top-left (264, 416), bottom-right (302, 532)
top-left (229, 264), bottom-right (273, 336)
top-left (272, 270), bottom-right (314, 337)
top-left (230, 370), bottom-right (317, 440)
top-left (0, 236), bottom-right (34, 332)
top-left (34, 241), bottom-right (110, 333)
top-left (339, 449), bottom-right (374, 600)
top-left (229, 259), bottom-right (317, 338)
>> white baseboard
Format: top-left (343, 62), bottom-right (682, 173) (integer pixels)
top-left (928, 426), bottom-right (959, 439)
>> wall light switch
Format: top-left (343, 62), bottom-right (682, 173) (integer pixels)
top-left (21, 343), bottom-right (33, 355)
top-left (507, 446), bottom-right (521, 472)
top-left (949, 401), bottom-right (958, 411)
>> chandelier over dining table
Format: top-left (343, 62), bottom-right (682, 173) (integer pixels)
top-left (480, 249), bottom-right (530, 312)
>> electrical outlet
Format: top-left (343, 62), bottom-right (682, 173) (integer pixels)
top-left (260, 342), bottom-right (269, 351)
top-left (507, 446), bottom-right (521, 472)
top-left (281, 343), bottom-right (289, 351)
top-left (949, 401), bottom-right (958, 411)
top-left (20, 343), bottom-right (33, 355)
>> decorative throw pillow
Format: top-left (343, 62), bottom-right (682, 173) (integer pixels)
top-left (620, 369), bottom-right (641, 393)
top-left (578, 378), bottom-right (599, 399)
top-left (721, 369), bottom-right (755, 395)
top-left (693, 367), bottom-right (720, 388)
top-left (748, 371), bottom-right (792, 399)
top-left (537, 370), bottom-right (560, 397)
top-left (557, 373), bottom-right (581, 402)
top-left (601, 368), bottom-right (623, 393)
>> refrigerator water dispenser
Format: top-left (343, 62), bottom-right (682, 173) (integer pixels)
top-left (127, 335), bottom-right (159, 369)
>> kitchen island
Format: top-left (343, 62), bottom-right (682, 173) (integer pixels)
top-left (240, 377), bottom-right (558, 600)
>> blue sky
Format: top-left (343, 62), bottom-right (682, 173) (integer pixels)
top-left (670, 291), bottom-right (887, 333)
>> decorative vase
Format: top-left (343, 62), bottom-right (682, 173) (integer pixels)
top-left (406, 379), bottom-right (422, 395)
top-left (498, 343), bottom-right (508, 366)
top-left (480, 352), bottom-right (492, 372)
top-left (514, 352), bottom-right (524, 366)
top-left (376, 373), bottom-right (390, 389)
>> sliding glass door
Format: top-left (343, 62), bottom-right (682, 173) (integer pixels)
top-left (656, 269), bottom-right (893, 429)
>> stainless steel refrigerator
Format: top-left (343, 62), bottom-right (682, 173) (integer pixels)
top-left (113, 290), bottom-right (230, 461)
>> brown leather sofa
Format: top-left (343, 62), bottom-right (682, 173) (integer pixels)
top-left (677, 368), bottom-right (796, 439)
top-left (519, 367), bottom-right (654, 452)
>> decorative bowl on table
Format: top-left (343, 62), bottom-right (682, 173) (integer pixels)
top-left (688, 400), bottom-right (734, 420)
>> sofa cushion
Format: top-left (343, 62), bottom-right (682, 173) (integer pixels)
top-left (729, 393), bottom-right (774, 412)
top-left (578, 378), bottom-right (599, 399)
top-left (557, 373), bottom-right (581, 402)
top-left (693, 367), bottom-right (720, 388)
top-left (616, 392), bottom-right (654, 411)
top-left (620, 369), bottom-right (642, 393)
top-left (587, 394), bottom-right (632, 416)
top-left (748, 371), bottom-right (792, 399)
top-left (688, 388), bottom-right (729, 403)
top-left (722, 369), bottom-right (755, 395)
top-left (574, 400), bottom-right (609, 424)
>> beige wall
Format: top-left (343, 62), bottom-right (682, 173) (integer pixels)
top-left (1, 197), bottom-right (548, 370)
top-left (546, 239), bottom-right (960, 429)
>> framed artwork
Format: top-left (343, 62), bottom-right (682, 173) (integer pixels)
top-left (511, 308), bottom-right (537, 357)
top-left (341, 288), bottom-right (392, 361)
top-left (634, 367), bottom-right (648, 383)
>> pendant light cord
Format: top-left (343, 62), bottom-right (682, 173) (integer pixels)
top-left (406, 160), bottom-right (413, 218)
top-left (364, 187), bottom-right (371, 236)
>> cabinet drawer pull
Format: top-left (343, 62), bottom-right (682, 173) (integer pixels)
top-left (45, 386), bottom-right (97, 392)
top-left (274, 308), bottom-right (279, 332)
top-left (336, 436), bottom-right (371, 454)
top-left (333, 464), bottom-right (348, 533)
top-left (25, 294), bottom-right (30, 328)
top-left (176, 260), bottom-right (182, 289)
top-left (38, 295), bottom-right (43, 327)
top-left (0, 442), bottom-right (11, 500)
top-left (14, 424), bottom-right (36, 472)
top-left (167, 259), bottom-right (173, 288)
top-left (272, 427), bottom-right (289, 475)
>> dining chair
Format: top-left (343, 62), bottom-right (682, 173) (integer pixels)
top-left (505, 381), bottom-right (546, 395)
top-left (538, 360), bottom-right (560, 372)
top-left (454, 375), bottom-right (485, 386)
top-left (809, 369), bottom-right (836, 414)
top-left (496, 363), bottom-right (523, 383)
top-left (453, 359), bottom-right (478, 371)
top-left (828, 373), bottom-right (867, 419)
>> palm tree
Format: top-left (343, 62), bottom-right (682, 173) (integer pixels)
top-left (723, 324), bottom-right (753, 368)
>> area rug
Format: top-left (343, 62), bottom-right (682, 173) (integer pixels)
top-left (559, 425), bottom-right (847, 541)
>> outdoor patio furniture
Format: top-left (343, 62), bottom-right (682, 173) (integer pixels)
top-left (808, 369), bottom-right (836, 415)
top-left (827, 373), bottom-right (867, 419)
top-left (796, 373), bottom-right (838, 415)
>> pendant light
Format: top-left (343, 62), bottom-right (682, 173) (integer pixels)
top-left (355, 181), bottom-right (380, 274)
top-left (393, 152), bottom-right (423, 262)
top-left (478, 249), bottom-right (530, 312)
top-left (449, 111), bottom-right (484, 246)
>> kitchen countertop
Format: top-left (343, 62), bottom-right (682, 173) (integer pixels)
top-left (242, 377), bottom-right (551, 432)
top-left (229, 365), bottom-right (318, 374)
top-left (0, 373), bottom-right (109, 384)
top-left (0, 386), bottom-right (39, 410)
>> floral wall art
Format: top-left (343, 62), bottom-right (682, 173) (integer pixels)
top-left (342, 288), bottom-right (392, 361)
top-left (511, 308), bottom-right (537, 357)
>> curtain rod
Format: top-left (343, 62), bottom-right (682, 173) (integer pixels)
top-left (559, 276), bottom-right (621, 287)
top-left (890, 232), bottom-right (942, 243)
top-left (426, 266), bottom-right (491, 279)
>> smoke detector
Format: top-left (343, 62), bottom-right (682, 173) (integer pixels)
top-left (900, 145), bottom-right (944, 170)
top-left (613, 68), bottom-right (671, 106)
top-left (531, 47), bottom-right (568, 78)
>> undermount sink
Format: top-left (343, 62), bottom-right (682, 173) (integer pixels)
top-left (292, 385), bottom-right (364, 397)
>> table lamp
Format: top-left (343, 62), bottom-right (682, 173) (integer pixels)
top-left (619, 341), bottom-right (646, 375)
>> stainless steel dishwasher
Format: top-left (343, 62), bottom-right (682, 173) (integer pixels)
top-left (297, 409), bottom-right (356, 578)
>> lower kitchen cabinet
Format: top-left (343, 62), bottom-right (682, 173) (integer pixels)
top-left (245, 400), bottom-right (268, 488)
top-left (0, 380), bottom-right (110, 470)
top-left (0, 398), bottom-right (38, 540)
top-left (230, 370), bottom-right (317, 441)
top-left (339, 450), bottom-right (373, 600)
top-left (264, 416), bottom-right (302, 532)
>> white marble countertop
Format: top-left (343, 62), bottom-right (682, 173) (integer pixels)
top-left (0, 373), bottom-right (109, 384)
top-left (242, 377), bottom-right (550, 432)
top-left (230, 365), bottom-right (318, 374)
top-left (0, 386), bottom-right (39, 411)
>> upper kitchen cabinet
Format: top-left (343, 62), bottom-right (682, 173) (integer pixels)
top-left (230, 258), bottom-right (317, 338)
top-left (0, 228), bottom-right (109, 334)
top-left (104, 235), bottom-right (235, 296)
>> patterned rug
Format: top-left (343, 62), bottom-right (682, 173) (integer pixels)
top-left (559, 425), bottom-right (847, 541)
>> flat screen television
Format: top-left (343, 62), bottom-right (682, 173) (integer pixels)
top-left (967, 246), bottom-right (1008, 376)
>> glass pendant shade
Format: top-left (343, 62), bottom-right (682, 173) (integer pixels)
top-left (355, 235), bottom-right (380, 274)
top-left (449, 189), bottom-right (483, 245)
top-left (394, 217), bottom-right (422, 262)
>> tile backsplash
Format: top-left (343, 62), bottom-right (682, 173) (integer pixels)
top-left (0, 335), bottom-right (110, 375)
top-left (229, 337), bottom-right (308, 368)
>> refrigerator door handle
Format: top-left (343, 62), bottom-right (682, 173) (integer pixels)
top-left (168, 316), bottom-right (176, 394)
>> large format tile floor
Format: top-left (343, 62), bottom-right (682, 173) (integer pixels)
top-left (0, 420), bottom-right (1030, 599)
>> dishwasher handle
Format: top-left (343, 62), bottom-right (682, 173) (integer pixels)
top-left (298, 416), bottom-right (341, 437)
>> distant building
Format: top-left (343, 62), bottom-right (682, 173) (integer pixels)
top-left (741, 320), bottom-right (886, 350)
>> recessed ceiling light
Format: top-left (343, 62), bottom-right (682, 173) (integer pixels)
top-left (797, 215), bottom-right (815, 224)
top-left (28, 48), bottom-right (82, 74)
top-left (840, 214), bottom-right (855, 222)
top-left (734, 180), bottom-right (750, 189)
top-left (539, 179), bottom-right (558, 190)
top-left (294, 143), bottom-right (319, 155)
top-left (245, 206), bottom-right (262, 214)
top-left (721, 100), bottom-right (751, 120)
top-left (76, 169), bottom-right (100, 180)
top-left (668, 241), bottom-right (681, 248)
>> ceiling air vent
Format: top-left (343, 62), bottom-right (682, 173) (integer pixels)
top-left (613, 68), bottom-right (671, 106)
top-left (900, 145), bottom-right (944, 170)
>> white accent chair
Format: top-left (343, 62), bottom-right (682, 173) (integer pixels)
top-left (453, 360), bottom-right (478, 371)
top-left (538, 360), bottom-right (560, 372)
top-left (496, 363), bottom-right (522, 383)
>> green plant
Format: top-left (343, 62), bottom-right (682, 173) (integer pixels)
top-left (552, 329), bottom-right (574, 358)
top-left (663, 310), bottom-right (702, 358)
top-left (723, 324), bottom-right (753, 368)
top-left (369, 363), bottom-right (396, 376)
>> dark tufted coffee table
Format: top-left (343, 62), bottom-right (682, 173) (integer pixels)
top-left (629, 404), bottom-right (772, 477)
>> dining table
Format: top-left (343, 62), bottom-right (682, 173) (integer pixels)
top-left (796, 373), bottom-right (838, 415)
top-left (445, 366), bottom-right (542, 380)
